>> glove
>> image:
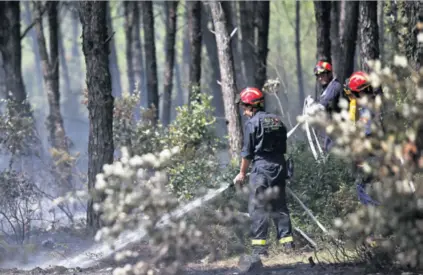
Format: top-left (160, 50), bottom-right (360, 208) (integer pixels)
top-left (304, 102), bottom-right (325, 116)
top-left (304, 95), bottom-right (315, 108)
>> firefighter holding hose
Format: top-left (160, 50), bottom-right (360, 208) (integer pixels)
top-left (233, 87), bottom-right (294, 273)
top-left (304, 61), bottom-right (344, 152)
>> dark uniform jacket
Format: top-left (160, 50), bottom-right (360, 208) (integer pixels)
top-left (240, 110), bottom-right (287, 168)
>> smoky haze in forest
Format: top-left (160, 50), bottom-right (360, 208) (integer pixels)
top-left (0, 1), bottom-right (422, 275)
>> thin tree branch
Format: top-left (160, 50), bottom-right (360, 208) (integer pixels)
top-left (20, 2), bottom-right (50, 40)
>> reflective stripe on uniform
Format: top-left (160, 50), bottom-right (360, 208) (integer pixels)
top-left (279, 236), bottom-right (293, 244)
top-left (251, 239), bottom-right (267, 245)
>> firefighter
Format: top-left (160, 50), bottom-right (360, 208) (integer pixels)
top-left (309, 60), bottom-right (344, 152)
top-left (234, 87), bottom-right (294, 273)
top-left (343, 71), bottom-right (381, 206)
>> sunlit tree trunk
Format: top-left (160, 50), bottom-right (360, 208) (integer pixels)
top-left (209, 1), bottom-right (243, 159)
top-left (202, 3), bottom-right (226, 137)
top-left (34, 2), bottom-right (68, 151)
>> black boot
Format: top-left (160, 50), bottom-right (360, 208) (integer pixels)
top-left (238, 254), bottom-right (263, 274)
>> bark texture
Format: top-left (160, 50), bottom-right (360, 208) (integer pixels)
top-left (255, 1), bottom-right (270, 90)
top-left (209, 1), bottom-right (243, 159)
top-left (34, 1), bottom-right (68, 151)
top-left (338, 1), bottom-right (359, 84)
top-left (161, 1), bottom-right (178, 126)
top-left (238, 1), bottom-right (256, 87)
top-left (79, 1), bottom-right (114, 232)
top-left (313, 1), bottom-right (332, 62)
top-left (378, 0), bottom-right (385, 65)
top-left (358, 1), bottom-right (380, 72)
top-left (202, 3), bottom-right (226, 137)
top-left (0, 2), bottom-right (31, 116)
top-left (187, 1), bottom-right (202, 102)
top-left (330, 1), bottom-right (341, 75)
top-left (141, 1), bottom-right (159, 122)
top-left (404, 1), bottom-right (423, 70)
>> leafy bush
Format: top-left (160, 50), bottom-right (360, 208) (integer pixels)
top-left (112, 90), bottom-right (222, 200)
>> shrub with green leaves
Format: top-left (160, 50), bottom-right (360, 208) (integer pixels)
top-left (112, 90), bottom-right (221, 200)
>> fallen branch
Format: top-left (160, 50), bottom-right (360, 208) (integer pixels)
top-left (286, 186), bottom-right (328, 233)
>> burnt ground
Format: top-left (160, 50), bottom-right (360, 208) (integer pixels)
top-left (0, 249), bottom-right (421, 275)
top-left (0, 227), bottom-right (421, 275)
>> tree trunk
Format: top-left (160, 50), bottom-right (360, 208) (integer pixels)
top-left (161, 1), bottom-right (178, 126)
top-left (221, 2), bottom-right (242, 88)
top-left (255, 1), bottom-right (270, 90)
top-left (209, 1), bottom-right (243, 160)
top-left (187, 1), bottom-right (202, 102)
top-left (330, 1), bottom-right (341, 75)
top-left (358, 1), bottom-right (380, 72)
top-left (79, 1), bottom-right (114, 232)
top-left (182, 7), bottom-right (190, 105)
top-left (295, 1), bottom-right (305, 108)
top-left (107, 2), bottom-right (122, 97)
top-left (141, 1), bottom-right (159, 122)
top-left (0, 2), bottom-right (32, 117)
top-left (23, 2), bottom-right (44, 93)
top-left (34, 2), bottom-right (68, 151)
top-left (378, 0), bottom-right (385, 66)
top-left (0, 56), bottom-right (6, 103)
top-left (59, 30), bottom-right (71, 100)
top-left (404, 1), bottom-right (423, 70)
top-left (238, 1), bottom-right (256, 87)
top-left (337, 1), bottom-right (359, 84)
top-left (202, 3), bottom-right (226, 137)
top-left (124, 1), bottom-right (135, 94)
top-left (313, 1), bottom-right (332, 62)
top-left (133, 2), bottom-right (146, 105)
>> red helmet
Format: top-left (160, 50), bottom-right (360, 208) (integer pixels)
top-left (236, 87), bottom-right (264, 107)
top-left (314, 61), bottom-right (332, 75)
top-left (346, 71), bottom-right (371, 93)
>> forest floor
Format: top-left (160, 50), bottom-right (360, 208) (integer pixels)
top-left (0, 229), bottom-right (420, 275)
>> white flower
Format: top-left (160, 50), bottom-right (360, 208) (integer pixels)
top-left (393, 55), bottom-right (408, 67)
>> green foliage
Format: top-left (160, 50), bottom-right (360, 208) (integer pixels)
top-left (287, 143), bottom-right (358, 233)
top-left (112, 90), bottom-right (222, 200)
top-left (0, 99), bottom-right (37, 157)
